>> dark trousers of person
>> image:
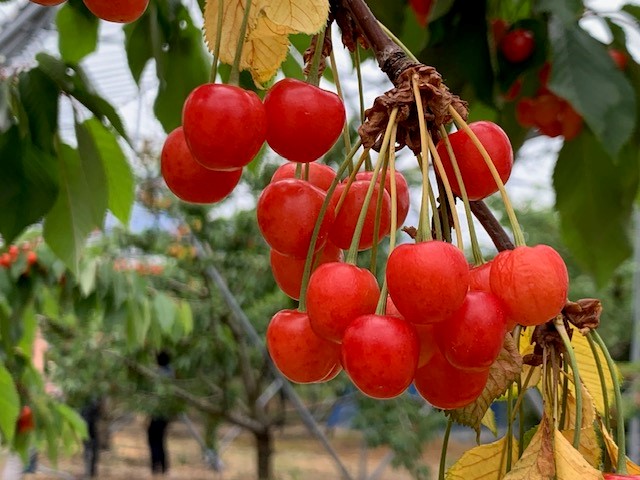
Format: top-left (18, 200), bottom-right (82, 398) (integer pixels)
top-left (148, 417), bottom-right (169, 474)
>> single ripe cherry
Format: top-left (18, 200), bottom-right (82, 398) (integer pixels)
top-left (434, 291), bottom-right (507, 372)
top-left (608, 49), bottom-right (629, 71)
top-left (256, 178), bottom-right (334, 258)
top-left (516, 98), bottom-right (536, 127)
top-left (306, 262), bottom-right (380, 343)
top-left (30, 0), bottom-right (66, 5)
top-left (414, 350), bottom-right (490, 409)
top-left (329, 180), bottom-right (391, 250)
top-left (183, 84), bottom-right (266, 171)
top-left (436, 121), bottom-right (513, 201)
top-left (355, 170), bottom-right (411, 226)
top-left (500, 28), bottom-right (535, 63)
top-left (269, 242), bottom-right (343, 300)
top-left (271, 162), bottom-right (337, 192)
top-left (603, 475), bottom-right (640, 479)
top-left (386, 241), bottom-right (470, 324)
top-left (263, 78), bottom-right (346, 163)
top-left (82, 0), bottom-right (148, 23)
top-left (341, 314), bottom-right (420, 399)
top-left (490, 245), bottom-right (569, 327)
top-left (161, 127), bottom-right (243, 204)
top-left (16, 406), bottom-right (35, 434)
top-left (409, 0), bottom-right (433, 27)
top-left (266, 309), bottom-right (341, 383)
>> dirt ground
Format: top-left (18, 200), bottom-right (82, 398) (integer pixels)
top-left (25, 416), bottom-right (476, 480)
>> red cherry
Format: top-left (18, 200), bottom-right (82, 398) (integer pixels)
top-left (559, 103), bottom-right (583, 141)
top-left (415, 324), bottom-right (438, 368)
top-left (30, 0), bottom-right (66, 5)
top-left (386, 241), bottom-right (470, 324)
top-left (434, 291), bottom-right (507, 372)
top-left (269, 242), bottom-right (343, 300)
top-left (436, 121), bottom-right (513, 201)
top-left (26, 251), bottom-right (38, 266)
top-left (532, 94), bottom-right (563, 129)
top-left (271, 162), bottom-right (337, 192)
top-left (161, 127), bottom-right (242, 204)
top-left (321, 363), bottom-right (343, 382)
top-left (341, 314), bottom-right (419, 399)
top-left (266, 309), bottom-right (341, 383)
top-left (8, 245), bottom-right (19, 262)
top-left (17, 406), bottom-right (35, 434)
top-left (385, 295), bottom-right (403, 318)
top-left (490, 245), bottom-right (569, 327)
top-left (329, 180), bottom-right (391, 250)
top-left (82, 0), bottom-right (148, 23)
top-left (469, 262), bottom-right (492, 292)
top-left (0, 254), bottom-right (10, 268)
top-left (604, 474), bottom-right (640, 479)
top-left (183, 84), bottom-right (266, 171)
top-left (264, 78), bottom-right (346, 163)
top-left (256, 178), bottom-right (335, 258)
top-left (355, 170), bottom-right (411, 226)
top-left (306, 262), bottom-right (380, 343)
top-left (609, 49), bottom-right (629, 71)
top-left (414, 349), bottom-right (489, 409)
top-left (516, 98), bottom-right (536, 127)
top-left (502, 78), bottom-right (523, 102)
top-left (500, 29), bottom-right (535, 63)
top-left (409, 0), bottom-right (434, 27)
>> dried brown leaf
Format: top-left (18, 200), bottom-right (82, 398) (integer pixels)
top-left (504, 414), bottom-right (555, 480)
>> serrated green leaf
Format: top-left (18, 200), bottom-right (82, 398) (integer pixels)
top-left (0, 126), bottom-right (59, 243)
top-left (56, 1), bottom-right (98, 64)
top-left (0, 363), bottom-right (20, 444)
top-left (76, 118), bottom-right (134, 224)
top-left (153, 293), bottom-right (176, 334)
top-left (547, 19), bottom-right (636, 156)
top-left (43, 144), bottom-right (107, 275)
top-left (553, 130), bottom-right (639, 286)
top-left (17, 68), bottom-right (60, 154)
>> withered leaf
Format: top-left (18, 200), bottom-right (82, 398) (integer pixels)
top-left (504, 413), bottom-right (555, 480)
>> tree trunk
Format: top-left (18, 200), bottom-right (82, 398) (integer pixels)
top-left (255, 429), bottom-right (273, 480)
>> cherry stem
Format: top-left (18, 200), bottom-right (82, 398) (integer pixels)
top-left (209, 0), bottom-right (224, 83)
top-left (438, 418), bottom-right (453, 480)
top-left (438, 125), bottom-right (484, 264)
top-left (506, 386), bottom-right (514, 472)
top-left (411, 75), bottom-right (432, 243)
top-left (369, 156), bottom-right (389, 276)
top-left (559, 361), bottom-right (569, 430)
top-left (586, 333), bottom-right (611, 431)
top-left (306, 27), bottom-right (327, 87)
top-left (590, 330), bottom-right (627, 474)
top-left (448, 106), bottom-right (525, 247)
top-left (354, 46), bottom-right (366, 125)
top-left (428, 172), bottom-right (443, 241)
top-left (510, 366), bottom-right (536, 424)
top-left (297, 140), bottom-right (363, 312)
top-left (334, 150), bottom-right (369, 214)
top-left (229, 0), bottom-right (253, 86)
top-left (345, 109), bottom-right (398, 264)
top-left (554, 318), bottom-right (582, 449)
top-left (329, 48), bottom-right (353, 160)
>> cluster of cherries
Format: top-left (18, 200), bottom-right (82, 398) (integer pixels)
top-left (29, 0), bottom-right (149, 24)
top-left (0, 244), bottom-right (38, 271)
top-left (264, 116), bottom-right (569, 409)
top-left (161, 78), bottom-right (346, 205)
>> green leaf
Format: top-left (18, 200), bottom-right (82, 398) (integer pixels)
top-left (124, 10), bottom-right (153, 83)
top-left (177, 300), bottom-right (193, 336)
top-left (547, 19), bottom-right (636, 156)
top-left (17, 68), bottom-right (60, 153)
top-left (0, 363), bottom-right (20, 444)
top-left (76, 118), bottom-right (134, 224)
top-left (0, 126), bottom-right (59, 243)
top-left (78, 257), bottom-right (98, 297)
top-left (553, 130), bottom-right (639, 286)
top-left (43, 144), bottom-right (108, 275)
top-left (0, 79), bottom-right (11, 132)
top-left (152, 4), bottom-right (210, 132)
top-left (55, 403), bottom-right (87, 440)
top-left (535, 0), bottom-right (583, 24)
top-left (126, 297), bottom-right (151, 348)
top-left (153, 293), bottom-right (176, 334)
top-left (56, 1), bottom-right (99, 64)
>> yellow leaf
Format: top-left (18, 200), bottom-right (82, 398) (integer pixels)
top-left (560, 427), bottom-right (601, 468)
top-left (553, 427), bottom-right (603, 480)
top-left (572, 331), bottom-right (617, 416)
top-left (599, 419), bottom-right (640, 474)
top-left (481, 409), bottom-right (498, 437)
top-left (203, 0), bottom-right (330, 85)
top-left (504, 414), bottom-right (555, 480)
top-left (262, 0), bottom-right (329, 34)
top-left (446, 436), bottom-right (518, 480)
top-left (560, 381), bottom-right (596, 430)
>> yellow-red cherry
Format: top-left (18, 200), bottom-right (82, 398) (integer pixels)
top-left (263, 78), bottom-right (345, 163)
top-left (82, 0), bottom-right (148, 23)
top-left (161, 127), bottom-right (242, 204)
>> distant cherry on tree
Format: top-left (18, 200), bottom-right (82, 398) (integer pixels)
top-left (82, 0), bottom-right (149, 23)
top-left (500, 28), bottom-right (535, 63)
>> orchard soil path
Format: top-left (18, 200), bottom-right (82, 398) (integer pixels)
top-left (26, 416), bottom-right (476, 479)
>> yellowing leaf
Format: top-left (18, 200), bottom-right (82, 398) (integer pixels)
top-left (572, 331), bottom-right (617, 416)
top-left (504, 414), bottom-right (555, 480)
top-left (449, 333), bottom-right (523, 434)
top-left (203, 0), bottom-right (329, 85)
top-left (262, 0), bottom-right (329, 34)
top-left (481, 408), bottom-right (498, 437)
top-left (560, 427), bottom-right (601, 468)
top-left (553, 427), bottom-right (603, 480)
top-left (599, 419), bottom-right (640, 474)
top-left (560, 382), bottom-right (596, 430)
top-left (446, 436), bottom-right (518, 480)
